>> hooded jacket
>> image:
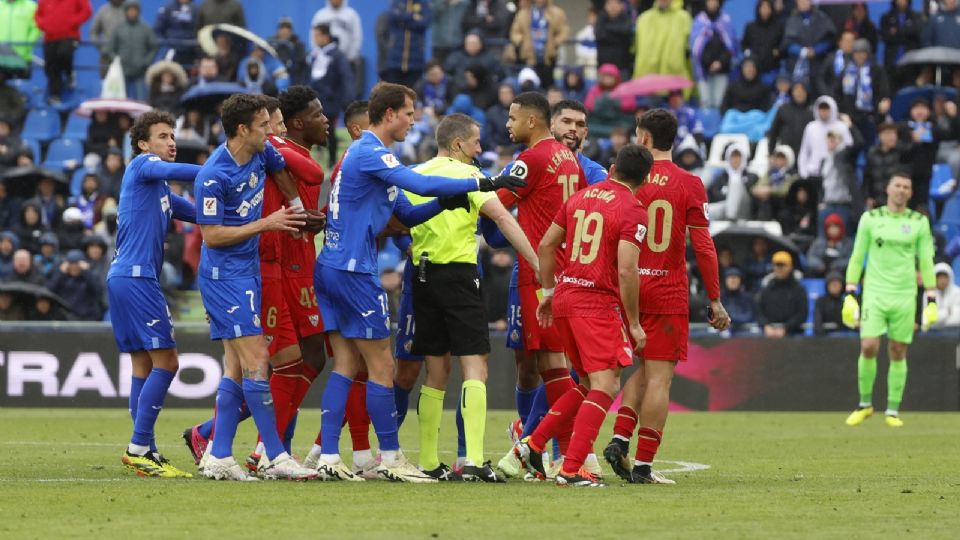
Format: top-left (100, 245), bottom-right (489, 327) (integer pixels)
top-left (806, 213), bottom-right (853, 276)
top-left (154, 0), bottom-right (199, 56)
top-left (690, 6), bottom-right (738, 81)
top-left (0, 0), bottom-right (41, 62)
top-left (820, 123), bottom-right (863, 211)
top-left (754, 144), bottom-right (799, 200)
top-left (308, 38), bottom-right (354, 119)
top-left (109, 13), bottom-right (159, 79)
top-left (758, 271), bottom-right (809, 334)
top-left (814, 271), bottom-right (845, 335)
top-left (864, 138), bottom-right (908, 206)
top-left (586, 64), bottom-right (634, 138)
top-left (708, 142), bottom-right (757, 220)
top-left (35, 0), bottom-right (91, 43)
top-left (507, 0), bottom-right (569, 66)
top-left (721, 269), bottom-right (757, 327)
top-left (721, 59), bottom-right (772, 113)
top-left (742, 3), bottom-right (785, 74)
top-left (923, 6), bottom-right (960, 48)
top-left (781, 6), bottom-right (836, 73)
top-left (880, 4), bottom-right (922, 66)
top-left (0, 231), bottom-right (18, 278)
top-left (311, 0), bottom-right (363, 61)
top-left (633, 2), bottom-right (692, 80)
top-left (933, 263), bottom-right (960, 327)
top-left (798, 95), bottom-right (852, 179)
top-left (594, 3), bottom-right (634, 72)
top-left (15, 199), bottom-right (48, 255)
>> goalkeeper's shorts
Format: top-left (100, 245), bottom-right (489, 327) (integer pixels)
top-left (860, 290), bottom-right (917, 344)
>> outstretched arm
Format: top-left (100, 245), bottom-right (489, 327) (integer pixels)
top-left (140, 159), bottom-right (201, 183)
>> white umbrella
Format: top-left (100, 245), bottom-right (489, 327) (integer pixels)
top-left (197, 24), bottom-right (279, 59)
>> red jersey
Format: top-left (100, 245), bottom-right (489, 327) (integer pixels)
top-left (635, 159), bottom-right (709, 314)
top-left (277, 140), bottom-right (323, 277)
top-left (499, 137), bottom-right (585, 286)
top-left (552, 180), bottom-right (647, 319)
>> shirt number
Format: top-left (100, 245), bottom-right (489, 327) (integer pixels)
top-left (646, 199), bottom-right (674, 253)
top-left (557, 174), bottom-right (580, 201)
top-left (570, 209), bottom-right (604, 264)
top-left (329, 173), bottom-right (341, 221)
top-left (245, 290), bottom-right (255, 311)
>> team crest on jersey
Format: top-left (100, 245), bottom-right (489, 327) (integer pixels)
top-left (510, 329), bottom-right (520, 343)
top-left (702, 203), bottom-right (710, 221)
top-left (509, 160), bottom-right (529, 179)
top-left (635, 224), bottom-right (647, 243)
top-left (248, 172), bottom-right (259, 188)
top-left (309, 314), bottom-right (319, 327)
top-left (901, 224), bottom-right (911, 234)
top-left (253, 314), bottom-right (261, 328)
top-left (404, 340), bottom-right (413, 353)
top-left (381, 153), bottom-right (400, 169)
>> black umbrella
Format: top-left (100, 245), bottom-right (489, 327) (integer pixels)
top-left (0, 281), bottom-right (73, 313)
top-left (1, 166), bottom-right (69, 198)
top-left (712, 224), bottom-right (803, 266)
top-left (0, 44), bottom-right (28, 75)
top-left (897, 47), bottom-right (960, 86)
top-left (180, 82), bottom-right (248, 111)
top-left (173, 137), bottom-right (212, 165)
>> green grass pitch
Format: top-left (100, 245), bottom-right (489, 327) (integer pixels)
top-left (1, 409), bottom-right (958, 539)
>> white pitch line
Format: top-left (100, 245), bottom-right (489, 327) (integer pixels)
top-left (654, 460), bottom-right (711, 474)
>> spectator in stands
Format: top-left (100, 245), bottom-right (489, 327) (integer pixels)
top-left (560, 67), bottom-right (587, 103)
top-left (924, 0), bottom-right (960, 48)
top-left (767, 81), bottom-right (813, 158)
top-left (818, 116), bottom-right (863, 230)
top-left (863, 123), bottom-right (907, 209)
top-left (237, 51), bottom-right (278, 96)
top-left (0, 0), bottom-right (40, 77)
top-left (57, 206), bottom-right (86, 252)
top-left (33, 231), bottom-right (59, 277)
top-left (311, 1), bottom-right (363, 65)
top-left (460, 65), bottom-right (498, 110)
top-left (717, 244), bottom-right (735, 278)
top-left (86, 112), bottom-right (122, 159)
top-left (814, 271), bottom-right (845, 335)
top-left (444, 31), bottom-right (504, 88)
top-left (47, 248), bottom-right (103, 321)
top-left (189, 56), bottom-right (223, 89)
top-left (97, 147), bottom-right (125, 199)
top-left (507, 0), bottom-right (570, 89)
top-left (0, 182), bottom-right (20, 230)
top-left (901, 98), bottom-right (954, 210)
top-left (674, 135), bottom-right (705, 177)
top-left (196, 0), bottom-right (245, 28)
top-left (709, 142), bottom-right (757, 220)
top-left (34, 175), bottom-right (64, 229)
top-left (0, 116), bottom-right (26, 171)
top-left (431, 0), bottom-right (468, 64)
top-left (833, 39), bottom-right (890, 146)
top-left (752, 144), bottom-right (798, 220)
top-left (383, 0), bottom-right (431, 88)
top-left (212, 32), bottom-right (241, 81)
top-left (585, 63), bottom-right (635, 139)
top-left (517, 66), bottom-right (541, 93)
top-left (806, 213), bottom-right (852, 276)
top-left (69, 173), bottom-right (106, 229)
top-left (881, 0), bottom-right (923, 89)
top-left (570, 4), bottom-right (598, 78)
top-left (0, 76), bottom-right (27, 126)
top-left (35, 0), bottom-right (92, 104)
top-left (633, 0), bottom-right (692, 83)
top-left (721, 58), bottom-right (771, 114)
top-left (934, 95), bottom-right (960, 180)
top-left (721, 266), bottom-right (757, 333)
top-left (0, 291), bottom-right (25, 321)
top-left (772, 75), bottom-right (792, 109)
top-left (269, 18), bottom-right (308, 85)
top-left (309, 23), bottom-right (353, 166)
top-left (742, 236), bottom-right (772, 291)
top-left (742, 0), bottom-right (784, 86)
top-left (593, 125), bottom-right (630, 171)
top-left (91, 0), bottom-right (125, 73)
top-left (484, 81), bottom-right (514, 149)
top-left (82, 234), bottom-right (109, 287)
top-left (798, 96), bottom-right (850, 180)
top-left (26, 293), bottom-right (68, 320)
top-left (691, 0), bottom-right (738, 110)
top-left (93, 198), bottom-right (117, 254)
top-left (843, 3), bottom-right (878, 52)
top-left (0, 231), bottom-right (17, 278)
top-left (147, 62), bottom-right (188, 114)
top-left (758, 250), bottom-right (808, 336)
top-left (108, 1), bottom-right (158, 101)
top-left (933, 263), bottom-right (960, 327)
top-left (818, 30), bottom-right (855, 100)
top-left (781, 0), bottom-right (836, 89)
top-left (668, 91), bottom-right (704, 149)
top-left (154, 0), bottom-right (199, 67)
top-left (595, 0), bottom-right (634, 79)
top-left (10, 248), bottom-right (44, 284)
top-left (14, 201), bottom-right (45, 254)
top-left (415, 61), bottom-right (450, 115)
top-left (779, 181), bottom-right (818, 251)
top-left (463, 0), bottom-right (511, 58)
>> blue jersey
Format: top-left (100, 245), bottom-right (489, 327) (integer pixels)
top-left (195, 141), bottom-right (286, 280)
top-left (578, 153), bottom-right (608, 185)
top-left (319, 130), bottom-right (478, 276)
top-left (108, 153), bottom-right (199, 280)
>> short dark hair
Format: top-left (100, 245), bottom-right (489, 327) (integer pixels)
top-left (130, 110), bottom-right (177, 155)
top-left (368, 82), bottom-right (417, 125)
top-left (877, 122), bottom-right (898, 134)
top-left (279, 85), bottom-right (318, 122)
top-left (636, 108), bottom-right (678, 151)
top-left (551, 99), bottom-right (588, 119)
top-left (436, 113), bottom-right (480, 150)
top-left (313, 23), bottom-right (331, 37)
top-left (261, 95), bottom-right (281, 115)
top-left (613, 144), bottom-right (654, 186)
top-left (889, 172), bottom-right (913, 184)
top-left (221, 93), bottom-right (266, 138)
top-left (344, 100), bottom-right (369, 126)
top-left (512, 91), bottom-right (551, 124)
top-left (425, 59), bottom-right (443, 72)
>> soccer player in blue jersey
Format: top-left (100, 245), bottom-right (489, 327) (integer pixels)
top-left (194, 93), bottom-right (317, 481)
top-left (108, 111), bottom-right (200, 478)
top-left (312, 82), bottom-right (525, 482)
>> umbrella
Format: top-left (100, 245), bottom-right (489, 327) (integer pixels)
top-left (197, 24), bottom-right (279, 59)
top-left (1, 166), bottom-right (69, 198)
top-left (0, 44), bottom-right (28, 74)
top-left (145, 59), bottom-right (189, 88)
top-left (75, 98), bottom-right (153, 118)
top-left (897, 46), bottom-right (960, 86)
top-left (610, 74), bottom-right (693, 100)
top-left (173, 137), bottom-right (212, 164)
top-left (0, 281), bottom-right (73, 313)
top-left (889, 85), bottom-right (959, 121)
top-left (180, 82), bottom-right (248, 111)
top-left (711, 223), bottom-right (802, 266)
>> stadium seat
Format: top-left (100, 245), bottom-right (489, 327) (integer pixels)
top-left (930, 163), bottom-right (956, 202)
top-left (62, 114), bottom-right (91, 141)
top-left (801, 278), bottom-right (825, 336)
top-left (41, 138), bottom-right (84, 172)
top-left (936, 191), bottom-right (960, 240)
top-left (20, 108), bottom-right (61, 144)
top-left (70, 168), bottom-right (97, 197)
top-left (697, 108), bottom-right (722, 139)
top-left (747, 137), bottom-right (769, 176)
top-left (705, 133), bottom-right (750, 170)
top-left (20, 138), bottom-right (42, 163)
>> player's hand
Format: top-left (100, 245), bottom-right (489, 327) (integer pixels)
top-left (478, 175), bottom-right (527, 193)
top-left (629, 323), bottom-right (646, 353)
top-left (707, 300), bottom-right (731, 331)
top-left (263, 206), bottom-right (306, 233)
top-left (536, 295), bottom-right (553, 328)
top-left (841, 293), bottom-right (860, 329)
top-left (922, 295), bottom-right (938, 331)
top-left (438, 193), bottom-right (470, 211)
top-left (301, 208), bottom-right (326, 233)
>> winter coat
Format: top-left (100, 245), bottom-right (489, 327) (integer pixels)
top-left (385, 0), bottom-right (431, 73)
top-left (798, 95), bottom-right (851, 179)
top-left (781, 8), bottom-right (836, 75)
top-left (690, 10), bottom-right (738, 82)
top-left (863, 142), bottom-right (908, 206)
top-left (308, 40), bottom-right (354, 120)
top-left (880, 6), bottom-right (923, 66)
top-left (443, 47), bottom-right (503, 87)
top-left (814, 292), bottom-right (845, 335)
top-left (154, 0), bottom-right (199, 57)
top-left (767, 86), bottom-right (813, 158)
top-left (633, 4), bottom-right (692, 80)
top-left (806, 215), bottom-right (853, 276)
top-left (311, 0), bottom-right (363, 61)
top-left (91, 1), bottom-right (124, 51)
top-left (721, 288), bottom-right (757, 327)
top-left (268, 32), bottom-right (309, 85)
top-left (484, 100), bottom-right (511, 148)
top-left (462, 0), bottom-right (511, 43)
top-left (594, 7), bottom-right (634, 72)
top-left (109, 18), bottom-right (159, 79)
top-left (832, 61), bottom-right (890, 120)
top-left (507, 0), bottom-right (569, 66)
top-left (819, 124), bottom-right (864, 210)
top-left (35, 0), bottom-right (91, 42)
top-left (742, 12), bottom-right (784, 75)
top-left (47, 269), bottom-right (103, 321)
top-left (758, 275), bottom-right (809, 334)
top-left (708, 143), bottom-right (759, 221)
top-left (0, 0), bottom-right (40, 62)
top-left (721, 74), bottom-right (771, 113)
top-left (923, 7), bottom-right (960, 48)
top-left (15, 200), bottom-right (47, 254)
top-left (933, 262), bottom-right (960, 327)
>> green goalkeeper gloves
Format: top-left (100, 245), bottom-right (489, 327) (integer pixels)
top-left (921, 294), bottom-right (939, 331)
top-left (841, 293), bottom-right (860, 329)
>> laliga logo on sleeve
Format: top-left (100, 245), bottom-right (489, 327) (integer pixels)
top-left (203, 197), bottom-right (217, 216)
top-left (703, 203), bottom-right (710, 221)
top-left (635, 224), bottom-right (647, 243)
top-left (509, 160), bottom-right (529, 179)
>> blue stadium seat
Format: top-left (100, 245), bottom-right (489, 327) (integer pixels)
top-left (801, 278), bottom-right (825, 336)
top-left (936, 191), bottom-right (960, 241)
top-left (70, 168), bottom-right (97, 197)
top-left (20, 108), bottom-right (61, 143)
top-left (929, 163), bottom-right (955, 203)
top-left (62, 114), bottom-right (91, 141)
top-left (41, 138), bottom-right (84, 172)
top-left (697, 108), bottom-right (722, 139)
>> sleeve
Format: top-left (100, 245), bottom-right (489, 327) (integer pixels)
top-left (262, 140), bottom-right (287, 174)
top-left (479, 216), bottom-right (509, 248)
top-left (618, 204), bottom-right (647, 251)
top-left (195, 175), bottom-right (226, 225)
top-left (918, 217), bottom-right (936, 289)
top-left (170, 194), bottom-right (196, 223)
top-left (685, 176), bottom-right (710, 228)
top-left (786, 285), bottom-right (809, 329)
top-left (138, 156), bottom-right (201, 183)
top-left (690, 226), bottom-right (721, 301)
top-left (278, 148), bottom-right (324, 185)
top-left (756, 289), bottom-right (770, 325)
top-left (366, 149), bottom-right (477, 196)
top-left (845, 212), bottom-right (871, 285)
top-left (392, 190), bottom-right (444, 228)
top-left (502, 156), bottom-right (535, 200)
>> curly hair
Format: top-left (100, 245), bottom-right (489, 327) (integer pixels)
top-left (129, 110), bottom-right (177, 155)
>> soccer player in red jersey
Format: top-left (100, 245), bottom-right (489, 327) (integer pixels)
top-left (498, 92), bottom-right (586, 452)
top-left (603, 109), bottom-right (731, 484)
top-left (514, 144), bottom-right (654, 487)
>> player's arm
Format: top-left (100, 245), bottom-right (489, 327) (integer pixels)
top-left (845, 212), bottom-right (872, 291)
top-left (687, 181), bottom-right (730, 330)
top-left (263, 141), bottom-right (303, 208)
top-left (376, 154), bottom-right (524, 197)
top-left (200, 208), bottom-right (305, 248)
top-left (536, 222), bottom-right (564, 328)
top-left (480, 197), bottom-right (538, 275)
top-left (139, 158), bottom-right (201, 182)
top-left (170, 194), bottom-right (196, 224)
top-left (919, 217), bottom-right (939, 328)
top-left (279, 147), bottom-right (324, 186)
top-left (618, 239), bottom-right (645, 352)
top-left (391, 190), bottom-right (447, 228)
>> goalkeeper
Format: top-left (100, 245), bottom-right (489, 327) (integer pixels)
top-left (842, 174), bottom-right (937, 427)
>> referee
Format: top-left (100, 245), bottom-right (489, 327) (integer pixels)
top-left (407, 113), bottom-right (538, 483)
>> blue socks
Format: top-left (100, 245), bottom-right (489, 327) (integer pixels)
top-left (131, 368), bottom-right (174, 448)
top-left (320, 372), bottom-right (352, 455)
top-left (210, 378), bottom-right (244, 459)
top-left (367, 381), bottom-right (400, 452)
top-left (128, 375), bottom-right (156, 451)
top-left (242, 378), bottom-right (285, 460)
top-left (520, 384), bottom-right (548, 439)
top-left (515, 386), bottom-right (536, 425)
top-left (394, 385), bottom-right (411, 428)
top-left (197, 417), bottom-right (215, 439)
top-left (283, 411), bottom-right (298, 454)
top-left (456, 399), bottom-right (466, 459)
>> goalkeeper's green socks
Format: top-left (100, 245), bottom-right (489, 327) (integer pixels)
top-left (461, 380), bottom-right (487, 466)
top-left (417, 385), bottom-right (445, 471)
top-left (857, 355), bottom-right (877, 408)
top-left (886, 359), bottom-right (908, 415)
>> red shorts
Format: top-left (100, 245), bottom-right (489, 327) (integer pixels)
top-left (555, 315), bottom-right (633, 376)
top-left (639, 313), bottom-right (689, 362)
top-left (262, 273), bottom-right (298, 357)
top-left (518, 284), bottom-right (564, 353)
top-left (281, 275), bottom-right (324, 339)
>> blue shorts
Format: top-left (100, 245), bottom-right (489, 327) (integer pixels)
top-left (505, 280), bottom-right (523, 351)
top-left (315, 264), bottom-right (391, 340)
top-left (107, 276), bottom-right (175, 353)
top-left (395, 264), bottom-right (423, 361)
top-left (198, 275), bottom-right (263, 340)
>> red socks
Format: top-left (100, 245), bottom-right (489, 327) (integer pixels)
top-left (345, 371), bottom-right (371, 451)
top-left (613, 405), bottom-right (639, 440)
top-left (562, 390), bottom-right (614, 475)
top-left (541, 368), bottom-right (575, 407)
top-left (529, 384), bottom-right (587, 453)
top-left (270, 360), bottom-right (303, 439)
top-left (635, 426), bottom-right (663, 464)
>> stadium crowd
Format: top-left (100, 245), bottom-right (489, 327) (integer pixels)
top-left (1, 0), bottom-right (960, 333)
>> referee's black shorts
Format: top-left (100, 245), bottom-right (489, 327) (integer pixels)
top-left (411, 262), bottom-right (490, 357)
